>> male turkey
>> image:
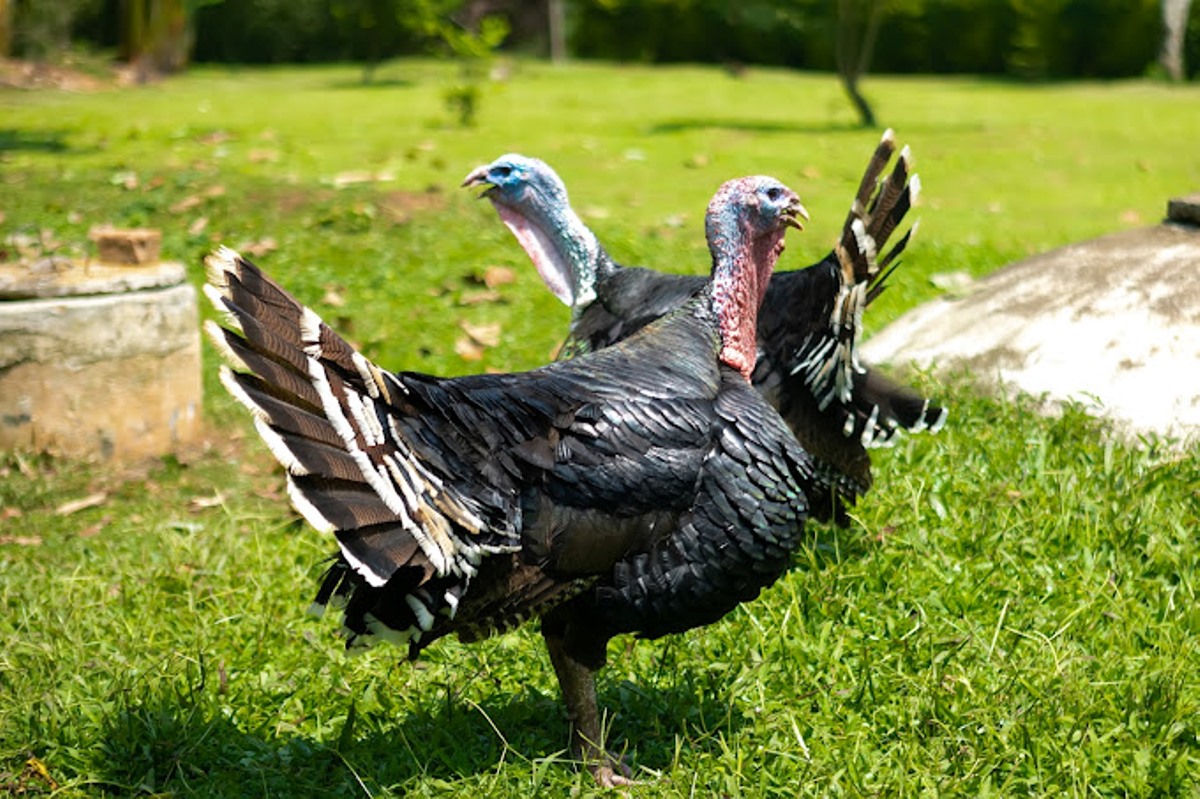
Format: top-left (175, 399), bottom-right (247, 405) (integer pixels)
top-left (464, 131), bottom-right (946, 523)
top-left (207, 176), bottom-right (816, 786)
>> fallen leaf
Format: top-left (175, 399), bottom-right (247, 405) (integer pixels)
top-left (22, 757), bottom-right (58, 792)
top-left (458, 289), bottom-right (502, 306)
top-left (0, 210), bottom-right (6, 225)
top-left (929, 271), bottom-right (975, 294)
top-left (483, 265), bottom-right (516, 289)
top-left (145, 175), bottom-right (165, 190)
top-left (460, 320), bottom-right (502, 347)
top-left (66, 210), bottom-right (81, 224)
top-left (321, 284), bottom-right (346, 308)
top-left (55, 491), bottom-right (108, 516)
top-left (170, 195), bottom-right (203, 214)
top-left (78, 515), bottom-right (112, 538)
top-left (685, 153), bottom-right (709, 169)
top-left (1, 507), bottom-right (21, 520)
top-left (111, 170), bottom-right (138, 190)
top-left (188, 492), bottom-right (226, 512)
top-left (801, 165), bottom-right (821, 179)
top-left (248, 149), bottom-right (279, 163)
top-left (455, 336), bottom-right (485, 361)
top-left (0, 535), bottom-right (42, 546)
top-left (189, 216), bottom-right (209, 236)
top-left (1119, 209), bottom-right (1142, 225)
top-left (240, 237), bottom-right (277, 257)
top-left (204, 184), bottom-right (226, 199)
top-left (331, 171), bottom-right (394, 189)
top-left (583, 205), bottom-right (611, 220)
top-left (198, 130), bottom-right (231, 146)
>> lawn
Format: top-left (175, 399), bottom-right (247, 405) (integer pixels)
top-left (1, 59), bottom-right (1198, 797)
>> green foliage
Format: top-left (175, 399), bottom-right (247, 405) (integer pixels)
top-left (9, 0), bottom-right (101, 60)
top-left (1, 62), bottom-right (1200, 796)
top-left (569, 0), bottom-right (1170, 79)
top-left (434, 14), bottom-right (510, 126)
top-left (192, 0), bottom-right (347, 63)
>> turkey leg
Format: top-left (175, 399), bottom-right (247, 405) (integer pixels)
top-left (542, 629), bottom-right (634, 787)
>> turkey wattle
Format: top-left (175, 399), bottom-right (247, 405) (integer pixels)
top-left (464, 130), bottom-right (947, 524)
top-left (206, 176), bottom-right (815, 787)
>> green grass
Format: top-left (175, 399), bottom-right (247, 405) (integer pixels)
top-left (2, 60), bottom-right (1199, 797)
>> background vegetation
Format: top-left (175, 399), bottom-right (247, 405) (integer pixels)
top-left (1, 60), bottom-right (1198, 796)
top-left (6, 0), bottom-right (1200, 80)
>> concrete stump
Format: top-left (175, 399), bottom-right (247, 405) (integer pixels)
top-left (860, 195), bottom-right (1200, 442)
top-left (0, 230), bottom-right (202, 461)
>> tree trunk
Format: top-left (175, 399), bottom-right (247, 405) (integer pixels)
top-left (1159, 0), bottom-right (1193, 81)
top-left (121, 0), bottom-right (193, 75)
top-left (120, 0), bottom-right (147, 63)
top-left (0, 0), bottom-right (11, 58)
top-left (835, 0), bottom-right (885, 128)
top-left (548, 0), bottom-right (566, 63)
top-left (840, 75), bottom-right (876, 128)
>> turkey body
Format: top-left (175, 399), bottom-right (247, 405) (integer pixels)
top-left (466, 131), bottom-right (947, 522)
top-left (207, 176), bottom-right (813, 785)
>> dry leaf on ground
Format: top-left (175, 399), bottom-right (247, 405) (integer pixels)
top-left (483, 265), bottom-right (516, 288)
top-left (460, 320), bottom-right (502, 347)
top-left (55, 492), bottom-right (108, 516)
top-left (0, 535), bottom-right (42, 546)
top-left (458, 289), bottom-right (502, 306)
top-left (455, 337), bottom-right (485, 361)
top-left (240, 237), bottom-right (277, 257)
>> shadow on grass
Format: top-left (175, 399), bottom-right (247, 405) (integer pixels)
top-left (647, 118), bottom-right (863, 136)
top-left (327, 78), bottom-right (416, 90)
top-left (90, 671), bottom-right (747, 794)
top-left (0, 129), bottom-right (72, 153)
top-left (647, 117), bottom-right (989, 136)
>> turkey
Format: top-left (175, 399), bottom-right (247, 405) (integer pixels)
top-left (206, 176), bottom-right (817, 786)
top-left (463, 130), bottom-right (947, 523)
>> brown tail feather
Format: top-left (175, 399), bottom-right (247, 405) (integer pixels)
top-left (204, 246), bottom-right (521, 654)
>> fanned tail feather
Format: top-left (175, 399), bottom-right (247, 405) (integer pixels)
top-left (794, 132), bottom-right (944, 446)
top-left (204, 246), bottom-right (519, 653)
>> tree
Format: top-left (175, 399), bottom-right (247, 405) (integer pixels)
top-left (120, 0), bottom-right (218, 76)
top-left (1159, 0), bottom-right (1193, 79)
top-left (835, 0), bottom-right (885, 127)
top-left (548, 0), bottom-right (565, 62)
top-left (0, 0), bottom-right (11, 57)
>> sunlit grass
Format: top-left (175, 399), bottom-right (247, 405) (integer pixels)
top-left (1, 60), bottom-right (1197, 797)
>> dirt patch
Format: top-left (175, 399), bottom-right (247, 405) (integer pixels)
top-left (0, 58), bottom-right (143, 92)
top-left (381, 188), bottom-right (448, 222)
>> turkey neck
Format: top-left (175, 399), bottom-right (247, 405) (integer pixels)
top-left (493, 196), bottom-right (612, 313)
top-left (708, 218), bottom-right (786, 381)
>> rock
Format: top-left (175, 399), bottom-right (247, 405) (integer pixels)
top-left (1167, 193), bottom-right (1200, 227)
top-left (0, 267), bottom-right (201, 461)
top-left (862, 223), bottom-right (1200, 442)
top-left (88, 226), bottom-right (162, 265)
top-left (0, 258), bottom-right (186, 300)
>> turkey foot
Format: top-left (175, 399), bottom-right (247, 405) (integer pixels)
top-left (543, 629), bottom-right (636, 787)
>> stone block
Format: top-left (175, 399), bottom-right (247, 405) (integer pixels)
top-left (89, 227), bottom-right (162, 265)
top-left (0, 282), bottom-right (202, 461)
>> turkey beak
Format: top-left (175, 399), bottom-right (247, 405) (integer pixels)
top-left (783, 199), bottom-right (809, 231)
top-left (461, 166), bottom-right (495, 198)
